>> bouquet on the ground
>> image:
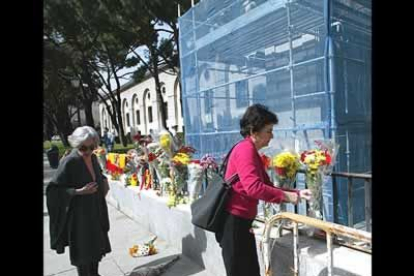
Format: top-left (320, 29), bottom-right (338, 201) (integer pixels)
top-left (300, 139), bottom-right (339, 219)
top-left (272, 150), bottom-right (301, 189)
top-left (129, 236), bottom-right (158, 257)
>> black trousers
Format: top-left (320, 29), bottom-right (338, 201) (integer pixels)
top-left (76, 261), bottom-right (100, 276)
top-left (215, 212), bottom-right (261, 276)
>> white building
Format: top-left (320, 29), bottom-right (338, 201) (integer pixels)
top-left (99, 69), bottom-right (183, 137)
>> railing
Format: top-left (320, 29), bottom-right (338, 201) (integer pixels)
top-left (201, 168), bottom-right (372, 231)
top-left (329, 171), bottom-right (372, 232)
top-left (256, 170), bottom-right (372, 232)
top-left (261, 212), bottom-right (372, 276)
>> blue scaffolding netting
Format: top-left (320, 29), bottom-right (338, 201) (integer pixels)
top-left (179, 0), bottom-right (371, 225)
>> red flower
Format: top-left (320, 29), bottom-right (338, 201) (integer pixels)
top-left (148, 152), bottom-right (157, 162)
top-left (325, 151), bottom-right (332, 165)
top-left (300, 151), bottom-right (308, 162)
top-left (275, 166), bottom-right (286, 176)
top-left (178, 146), bottom-right (196, 154)
top-left (106, 161), bottom-right (117, 173)
top-left (133, 134), bottom-right (141, 142)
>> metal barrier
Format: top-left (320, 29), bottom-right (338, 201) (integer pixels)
top-left (261, 212), bottom-right (371, 276)
top-left (329, 171), bottom-right (372, 231)
top-left (256, 170), bottom-right (372, 232)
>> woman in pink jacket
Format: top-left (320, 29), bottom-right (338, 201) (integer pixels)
top-left (216, 104), bottom-right (312, 276)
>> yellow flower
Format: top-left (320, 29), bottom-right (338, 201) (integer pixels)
top-left (119, 154), bottom-right (126, 169)
top-left (107, 153), bottom-right (116, 164)
top-left (130, 174), bottom-right (138, 186)
top-left (160, 134), bottom-right (171, 151)
top-left (172, 152), bottom-right (191, 165)
top-left (272, 151), bottom-right (300, 179)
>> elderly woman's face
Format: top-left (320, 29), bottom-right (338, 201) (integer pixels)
top-left (252, 124), bottom-right (274, 149)
top-left (78, 138), bottom-right (96, 157)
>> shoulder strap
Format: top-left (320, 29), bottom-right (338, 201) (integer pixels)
top-left (219, 141), bottom-right (242, 186)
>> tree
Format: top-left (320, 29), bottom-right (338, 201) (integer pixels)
top-left (44, 0), bottom-right (137, 146)
top-left (44, 40), bottom-right (80, 146)
top-left (100, 0), bottom-right (194, 134)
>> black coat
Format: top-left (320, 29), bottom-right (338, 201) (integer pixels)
top-left (46, 150), bottom-right (111, 266)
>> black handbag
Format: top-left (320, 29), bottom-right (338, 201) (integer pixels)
top-left (190, 143), bottom-right (240, 232)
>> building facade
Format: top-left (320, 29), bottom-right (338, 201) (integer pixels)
top-left (99, 69), bottom-right (183, 137)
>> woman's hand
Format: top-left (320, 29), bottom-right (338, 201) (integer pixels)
top-left (284, 191), bottom-right (299, 204)
top-left (299, 189), bottom-right (312, 201)
top-left (76, 182), bottom-right (98, 195)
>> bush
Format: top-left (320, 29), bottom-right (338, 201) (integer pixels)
top-left (110, 143), bottom-right (136, 154)
top-left (44, 141), bottom-right (136, 156)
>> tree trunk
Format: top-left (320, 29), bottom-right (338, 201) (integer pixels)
top-left (150, 45), bottom-right (168, 132)
top-left (83, 98), bottom-right (95, 127)
top-left (115, 99), bottom-right (128, 146)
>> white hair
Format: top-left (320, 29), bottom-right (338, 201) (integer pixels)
top-left (68, 126), bottom-right (100, 148)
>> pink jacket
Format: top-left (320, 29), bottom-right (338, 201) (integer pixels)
top-left (225, 137), bottom-right (299, 219)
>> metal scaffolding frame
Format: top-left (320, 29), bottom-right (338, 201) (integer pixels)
top-left (179, 0), bottom-right (371, 225)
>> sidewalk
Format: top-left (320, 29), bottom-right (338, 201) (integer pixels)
top-left (43, 153), bottom-right (213, 276)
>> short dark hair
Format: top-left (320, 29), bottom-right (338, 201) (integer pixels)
top-left (239, 104), bottom-right (278, 138)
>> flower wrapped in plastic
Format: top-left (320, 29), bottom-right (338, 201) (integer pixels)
top-left (124, 173), bottom-right (139, 187)
top-left (147, 142), bottom-right (165, 192)
top-left (106, 153), bottom-right (123, 180)
top-left (272, 150), bottom-right (301, 189)
top-left (159, 131), bottom-right (174, 158)
top-left (186, 162), bottom-right (203, 202)
top-left (139, 164), bottom-right (153, 190)
top-left (166, 146), bottom-right (196, 207)
top-left (300, 139), bottom-right (339, 219)
top-left (129, 236), bottom-right (158, 257)
top-left (200, 154), bottom-right (219, 189)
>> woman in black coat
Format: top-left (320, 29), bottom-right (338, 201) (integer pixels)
top-left (46, 126), bottom-right (111, 276)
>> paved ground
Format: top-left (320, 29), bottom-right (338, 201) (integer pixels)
top-left (43, 153), bottom-right (213, 276)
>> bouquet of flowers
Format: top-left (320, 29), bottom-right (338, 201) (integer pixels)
top-left (159, 131), bottom-right (174, 158)
top-left (129, 236), bottom-right (158, 257)
top-left (186, 162), bottom-right (204, 202)
top-left (300, 139), bottom-right (339, 219)
top-left (167, 146), bottom-right (196, 207)
top-left (124, 173), bottom-right (139, 187)
top-left (272, 150), bottom-right (301, 189)
top-left (200, 154), bottom-right (219, 189)
top-left (147, 143), bottom-right (165, 192)
top-left (200, 154), bottom-right (219, 171)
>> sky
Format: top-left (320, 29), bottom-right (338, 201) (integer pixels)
top-left (107, 24), bottom-right (174, 90)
